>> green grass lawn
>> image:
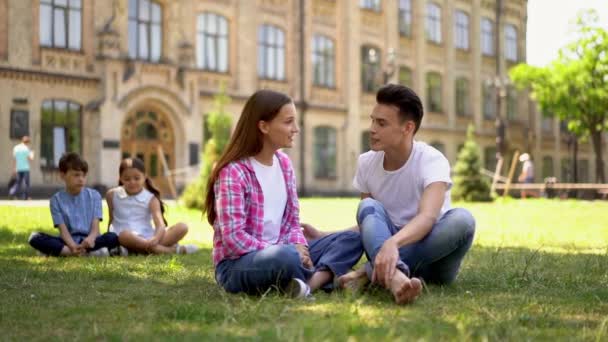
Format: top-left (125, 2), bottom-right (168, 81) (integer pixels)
top-left (1, 198), bottom-right (607, 341)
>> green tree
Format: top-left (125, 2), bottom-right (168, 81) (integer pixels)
top-left (510, 10), bottom-right (608, 182)
top-left (181, 86), bottom-right (232, 209)
top-left (452, 125), bottom-right (493, 202)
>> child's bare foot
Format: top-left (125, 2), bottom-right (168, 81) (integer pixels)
top-left (337, 268), bottom-right (369, 291)
top-left (390, 271), bottom-right (422, 305)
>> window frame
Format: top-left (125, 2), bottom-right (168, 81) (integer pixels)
top-left (425, 3), bottom-right (442, 44)
top-left (398, 0), bottom-right (412, 37)
top-left (455, 77), bottom-right (470, 116)
top-left (360, 0), bottom-right (382, 12)
top-left (314, 126), bottom-right (337, 179)
top-left (426, 72), bottom-right (443, 113)
top-left (505, 24), bottom-right (518, 62)
top-left (454, 10), bottom-right (469, 50)
top-left (196, 12), bottom-right (229, 72)
top-left (361, 45), bottom-right (381, 93)
top-left (39, 0), bottom-right (82, 51)
top-left (128, 0), bottom-right (163, 62)
top-left (258, 24), bottom-right (286, 81)
top-left (40, 99), bottom-right (82, 169)
top-left (481, 17), bottom-right (495, 56)
top-left (312, 34), bottom-right (336, 88)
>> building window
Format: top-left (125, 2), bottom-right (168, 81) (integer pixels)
top-left (483, 85), bottom-right (496, 119)
top-left (399, 66), bottom-right (413, 88)
top-left (454, 10), bottom-right (469, 50)
top-left (578, 159), bottom-right (589, 183)
top-left (506, 87), bottom-right (517, 120)
top-left (430, 141), bottom-right (446, 156)
top-left (128, 0), bottom-right (162, 61)
top-left (361, 45), bottom-right (381, 93)
top-left (505, 24), bottom-right (518, 62)
top-left (561, 158), bottom-right (571, 183)
top-left (455, 77), bottom-right (470, 116)
top-left (426, 72), bottom-right (442, 113)
top-left (258, 24), bottom-right (285, 80)
top-left (361, 130), bottom-right (371, 153)
top-left (40, 0), bottom-right (82, 50)
top-left (40, 100), bottom-right (81, 168)
top-left (360, 0), bottom-right (381, 11)
top-left (197, 13), bottom-right (228, 72)
top-left (481, 17), bottom-right (494, 56)
top-left (484, 146), bottom-right (497, 171)
top-left (312, 35), bottom-right (335, 88)
top-left (314, 126), bottom-right (337, 179)
top-left (542, 156), bottom-right (554, 179)
top-left (426, 3), bottom-right (442, 44)
top-left (398, 0), bottom-right (412, 37)
top-left (542, 116), bottom-right (553, 133)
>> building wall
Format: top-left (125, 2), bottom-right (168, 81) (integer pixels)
top-left (1, 0), bottom-right (606, 197)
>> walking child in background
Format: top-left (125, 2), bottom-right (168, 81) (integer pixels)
top-left (107, 158), bottom-right (197, 255)
top-left (11, 135), bottom-right (34, 199)
top-left (29, 153), bottom-right (119, 257)
top-left (518, 153), bottom-right (535, 198)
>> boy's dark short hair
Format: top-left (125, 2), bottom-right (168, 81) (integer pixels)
top-left (58, 153), bottom-right (88, 174)
top-left (376, 84), bottom-right (424, 134)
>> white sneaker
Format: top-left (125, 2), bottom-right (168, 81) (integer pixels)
top-left (285, 278), bottom-right (313, 300)
top-left (119, 246), bottom-right (129, 256)
top-left (87, 247), bottom-right (110, 257)
top-left (176, 244), bottom-right (199, 254)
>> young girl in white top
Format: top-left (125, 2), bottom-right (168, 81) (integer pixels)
top-left (107, 158), bottom-right (197, 255)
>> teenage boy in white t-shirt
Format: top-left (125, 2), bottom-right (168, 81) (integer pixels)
top-left (304, 84), bottom-right (475, 304)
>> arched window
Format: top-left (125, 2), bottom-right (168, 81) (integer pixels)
top-left (455, 77), bottom-right (470, 116)
top-left (426, 3), bottom-right (442, 43)
top-left (258, 24), bottom-right (285, 80)
top-left (361, 45), bottom-right (381, 93)
top-left (426, 72), bottom-right (442, 113)
top-left (40, 100), bottom-right (82, 168)
top-left (197, 13), bottom-right (229, 72)
top-left (312, 35), bottom-right (335, 87)
top-left (314, 126), bottom-right (337, 179)
top-left (454, 10), bottom-right (469, 50)
top-left (398, 0), bottom-right (412, 37)
top-left (505, 24), bottom-right (518, 62)
top-left (481, 17), bottom-right (494, 56)
top-left (399, 66), bottom-right (413, 88)
top-left (128, 0), bottom-right (162, 61)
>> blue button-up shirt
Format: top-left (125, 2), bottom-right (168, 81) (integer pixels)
top-left (50, 188), bottom-right (103, 238)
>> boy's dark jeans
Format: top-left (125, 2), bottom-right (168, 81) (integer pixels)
top-left (29, 232), bottom-right (119, 256)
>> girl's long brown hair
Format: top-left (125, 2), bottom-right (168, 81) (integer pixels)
top-left (119, 157), bottom-right (168, 226)
top-left (203, 89), bottom-right (292, 226)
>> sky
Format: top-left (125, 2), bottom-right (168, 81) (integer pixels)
top-left (526, 0), bottom-right (608, 66)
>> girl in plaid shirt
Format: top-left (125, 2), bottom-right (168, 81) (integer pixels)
top-left (205, 90), bottom-right (363, 298)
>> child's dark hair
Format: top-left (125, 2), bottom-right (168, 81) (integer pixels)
top-left (118, 158), bottom-right (168, 226)
top-left (376, 83), bottom-right (424, 134)
top-left (58, 152), bottom-right (88, 174)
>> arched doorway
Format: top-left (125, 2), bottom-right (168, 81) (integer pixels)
top-left (121, 109), bottom-right (175, 197)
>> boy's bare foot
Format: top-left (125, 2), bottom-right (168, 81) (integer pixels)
top-left (337, 268), bottom-right (369, 291)
top-left (390, 271), bottom-right (422, 305)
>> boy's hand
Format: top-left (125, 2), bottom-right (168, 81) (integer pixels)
top-left (69, 244), bottom-right (84, 256)
top-left (81, 236), bottom-right (96, 250)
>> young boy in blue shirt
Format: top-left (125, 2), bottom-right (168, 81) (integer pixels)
top-left (29, 153), bottom-right (119, 257)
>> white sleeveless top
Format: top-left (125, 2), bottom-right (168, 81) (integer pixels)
top-left (109, 187), bottom-right (156, 239)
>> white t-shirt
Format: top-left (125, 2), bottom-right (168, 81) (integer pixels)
top-left (353, 140), bottom-right (452, 227)
top-left (250, 155), bottom-right (287, 244)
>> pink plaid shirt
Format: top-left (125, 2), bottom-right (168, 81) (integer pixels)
top-left (212, 151), bottom-right (307, 266)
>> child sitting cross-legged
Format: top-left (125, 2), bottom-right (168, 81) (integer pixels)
top-left (29, 153), bottom-right (119, 257)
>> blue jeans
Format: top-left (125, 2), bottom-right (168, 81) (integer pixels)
top-left (357, 198), bottom-right (475, 285)
top-left (29, 232), bottom-right (119, 256)
top-left (215, 232), bottom-right (364, 294)
top-left (10, 171), bottom-right (30, 199)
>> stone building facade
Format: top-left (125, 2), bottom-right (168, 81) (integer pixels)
top-left (0, 0), bottom-right (604, 196)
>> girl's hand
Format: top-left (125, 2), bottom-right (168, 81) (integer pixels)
top-left (147, 236), bottom-right (160, 249)
top-left (295, 244), bottom-right (313, 269)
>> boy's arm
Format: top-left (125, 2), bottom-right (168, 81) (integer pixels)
top-left (372, 182), bottom-right (447, 286)
top-left (82, 190), bottom-right (103, 249)
top-left (106, 190), bottom-right (114, 228)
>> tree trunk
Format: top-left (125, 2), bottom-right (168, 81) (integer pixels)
top-left (591, 130), bottom-right (605, 183)
top-left (572, 137), bottom-right (578, 183)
